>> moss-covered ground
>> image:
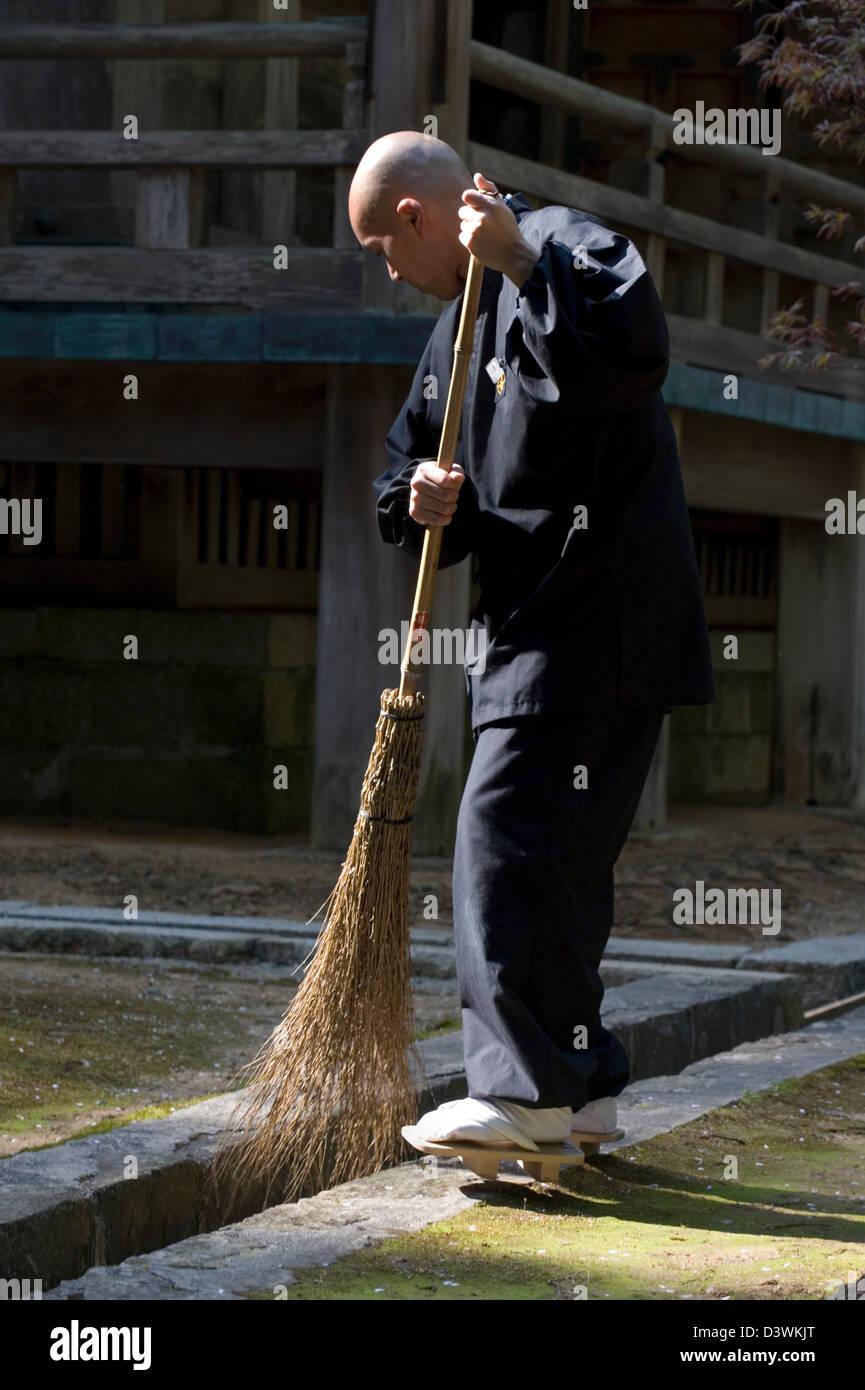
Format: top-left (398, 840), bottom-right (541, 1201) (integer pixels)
top-left (0, 952), bottom-right (288, 1154)
top-left (0, 951), bottom-right (461, 1154)
top-left (258, 1057), bottom-right (865, 1300)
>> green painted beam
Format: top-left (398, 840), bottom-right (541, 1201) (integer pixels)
top-left (0, 308), bottom-right (438, 364)
top-left (0, 307), bottom-right (862, 441)
top-left (663, 361), bottom-right (865, 443)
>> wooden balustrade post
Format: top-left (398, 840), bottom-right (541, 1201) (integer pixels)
top-left (260, 0), bottom-right (299, 249)
top-left (362, 0), bottom-right (435, 311)
top-left (0, 168), bottom-right (18, 244)
top-left (812, 282), bottom-right (830, 324)
top-left (332, 39), bottom-right (367, 249)
top-left (760, 168), bottom-right (782, 330)
top-left (135, 167), bottom-right (205, 248)
top-left (644, 118), bottom-right (668, 300)
top-left (704, 250), bottom-right (725, 326)
top-left (433, 0), bottom-right (472, 159)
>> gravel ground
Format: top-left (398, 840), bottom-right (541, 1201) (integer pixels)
top-left (0, 803), bottom-right (862, 945)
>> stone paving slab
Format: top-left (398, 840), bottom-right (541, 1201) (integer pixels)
top-left (5, 902), bottom-right (863, 1014)
top-left (0, 964), bottom-right (803, 1290)
top-left (42, 1004), bottom-right (865, 1301)
top-left (737, 935), bottom-right (865, 1009)
top-left (607, 933), bottom-right (865, 1011)
top-left (0, 900), bottom-right (451, 948)
top-left (606, 938), bottom-right (750, 968)
top-left (0, 916), bottom-right (456, 977)
top-left (4, 901), bottom-right (862, 1012)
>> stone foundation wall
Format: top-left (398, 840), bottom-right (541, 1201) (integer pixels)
top-left (0, 609), bottom-right (317, 833)
top-left (670, 631), bottom-right (775, 802)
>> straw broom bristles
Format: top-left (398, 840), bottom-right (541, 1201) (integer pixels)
top-left (212, 685), bottom-right (427, 1210)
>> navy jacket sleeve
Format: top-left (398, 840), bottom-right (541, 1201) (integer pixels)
top-left (507, 218), bottom-right (669, 413)
top-left (371, 335), bottom-right (481, 570)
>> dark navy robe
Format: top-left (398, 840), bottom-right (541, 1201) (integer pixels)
top-left (372, 193), bottom-right (715, 729)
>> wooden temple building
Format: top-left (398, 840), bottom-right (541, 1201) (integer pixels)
top-left (0, 1), bottom-right (863, 852)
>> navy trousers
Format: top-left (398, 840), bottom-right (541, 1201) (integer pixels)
top-left (453, 705), bottom-right (667, 1110)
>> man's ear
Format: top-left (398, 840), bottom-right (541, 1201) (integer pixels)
top-left (395, 197), bottom-right (423, 231)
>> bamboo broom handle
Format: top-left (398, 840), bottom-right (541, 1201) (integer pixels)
top-left (399, 253), bottom-right (484, 697)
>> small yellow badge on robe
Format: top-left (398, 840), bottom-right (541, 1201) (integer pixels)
top-left (485, 356), bottom-right (507, 399)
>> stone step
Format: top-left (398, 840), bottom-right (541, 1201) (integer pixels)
top-left (0, 962), bottom-right (803, 1291)
top-left (4, 901), bottom-right (864, 1010)
top-left (0, 901), bottom-right (452, 948)
top-left (605, 933), bottom-right (865, 1010)
top-left (40, 1002), bottom-right (865, 1301)
top-left (0, 900), bottom-right (455, 977)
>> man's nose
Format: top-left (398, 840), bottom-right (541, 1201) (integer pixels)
top-left (387, 264), bottom-right (401, 282)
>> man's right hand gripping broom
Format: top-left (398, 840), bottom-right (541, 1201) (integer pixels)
top-left (409, 461), bottom-right (465, 528)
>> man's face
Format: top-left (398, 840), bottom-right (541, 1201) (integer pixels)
top-left (352, 203), bottom-right (466, 301)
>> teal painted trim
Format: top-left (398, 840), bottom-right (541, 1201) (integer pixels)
top-left (0, 311), bottom-right (55, 357)
top-left (0, 308), bottom-right (437, 365)
top-left (55, 311), bottom-right (158, 360)
top-left (0, 308), bottom-right (861, 440)
top-left (263, 314), bottom-right (436, 362)
top-left (663, 361), bottom-right (865, 443)
top-left (159, 312), bottom-right (264, 361)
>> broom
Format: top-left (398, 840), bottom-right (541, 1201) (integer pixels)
top-left (212, 252), bottom-right (485, 1209)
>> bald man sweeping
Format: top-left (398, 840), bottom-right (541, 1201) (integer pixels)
top-left (349, 133), bottom-right (715, 1159)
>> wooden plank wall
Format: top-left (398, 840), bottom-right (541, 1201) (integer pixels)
top-left (0, 456), bottom-right (320, 609)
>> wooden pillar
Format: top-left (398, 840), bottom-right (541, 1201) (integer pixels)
top-left (538, 0), bottom-right (570, 169)
top-left (260, 0), bottom-right (299, 248)
top-left (632, 405), bottom-right (686, 833)
top-left (333, 40), bottom-right (366, 249)
top-left (110, 0), bottom-right (164, 240)
top-left (433, 0), bottom-right (473, 159)
top-left (359, 0), bottom-right (472, 312)
top-left (618, 116), bottom-right (675, 830)
top-left (311, 364), bottom-right (470, 855)
top-left (669, 405), bottom-right (684, 452)
top-left (315, 1), bottom-right (474, 854)
top-left (774, 465), bottom-right (865, 806)
top-left (855, 449), bottom-right (865, 812)
top-left (632, 714), bottom-right (670, 833)
top-left (368, 0), bottom-right (435, 137)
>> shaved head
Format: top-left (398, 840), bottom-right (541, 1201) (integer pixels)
top-left (349, 131), bottom-right (471, 235)
top-left (348, 132), bottom-right (473, 300)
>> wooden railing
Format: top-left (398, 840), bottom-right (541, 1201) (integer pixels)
top-left (0, 131), bottom-right (368, 309)
top-left (471, 40), bottom-right (865, 211)
top-left (0, 19), bottom-right (862, 397)
top-left (469, 41), bottom-right (865, 401)
top-left (0, 20), bottom-right (368, 310)
top-left (0, 20), bottom-right (366, 59)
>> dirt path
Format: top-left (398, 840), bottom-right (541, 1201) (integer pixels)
top-left (1, 803), bottom-right (863, 945)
